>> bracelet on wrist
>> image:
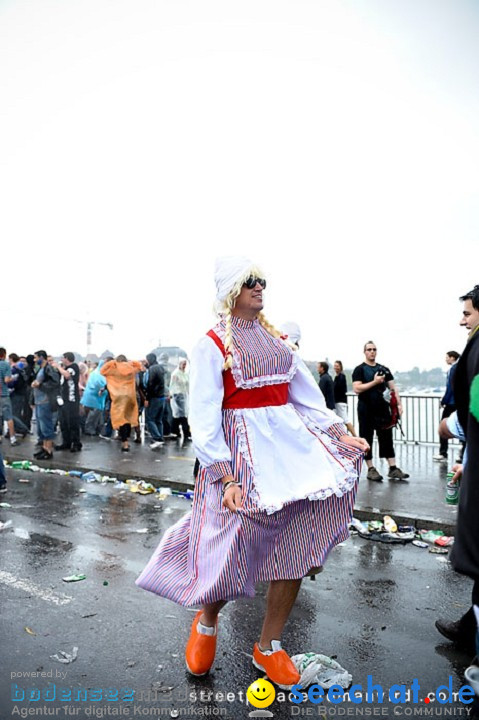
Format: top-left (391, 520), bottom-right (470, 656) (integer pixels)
top-left (222, 480), bottom-right (240, 495)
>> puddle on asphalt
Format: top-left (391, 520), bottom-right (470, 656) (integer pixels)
top-left (71, 543), bottom-right (143, 575)
top-left (27, 533), bottom-right (74, 553)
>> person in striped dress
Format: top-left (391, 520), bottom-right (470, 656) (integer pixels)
top-left (136, 256), bottom-right (369, 689)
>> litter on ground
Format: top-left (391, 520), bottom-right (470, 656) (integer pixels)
top-left (50, 647), bottom-right (78, 664)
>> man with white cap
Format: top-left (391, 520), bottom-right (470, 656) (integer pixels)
top-left (137, 257), bottom-right (368, 688)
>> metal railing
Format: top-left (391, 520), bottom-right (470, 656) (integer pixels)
top-left (346, 392), bottom-right (458, 445)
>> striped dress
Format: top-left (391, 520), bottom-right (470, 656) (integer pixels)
top-left (136, 316), bottom-right (363, 606)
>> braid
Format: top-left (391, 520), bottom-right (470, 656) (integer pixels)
top-left (258, 312), bottom-right (298, 351)
top-left (223, 307), bottom-right (234, 370)
top-left (257, 312), bottom-right (282, 339)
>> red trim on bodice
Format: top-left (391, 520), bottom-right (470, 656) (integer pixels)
top-left (207, 329), bottom-right (289, 410)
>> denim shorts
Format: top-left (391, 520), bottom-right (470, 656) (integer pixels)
top-left (0, 396), bottom-right (13, 422)
top-left (36, 403), bottom-right (56, 440)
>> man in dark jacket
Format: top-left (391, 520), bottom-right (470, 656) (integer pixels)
top-left (435, 286), bottom-right (479, 688)
top-left (143, 353), bottom-right (166, 448)
top-left (317, 361), bottom-right (335, 411)
top-left (433, 350), bottom-right (460, 461)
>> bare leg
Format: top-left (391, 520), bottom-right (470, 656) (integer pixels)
top-left (7, 419), bottom-right (16, 440)
top-left (200, 600), bottom-right (227, 628)
top-left (44, 439), bottom-right (53, 453)
top-left (259, 579), bottom-right (302, 649)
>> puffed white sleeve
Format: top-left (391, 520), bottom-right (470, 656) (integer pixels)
top-left (288, 358), bottom-right (347, 440)
top-left (189, 336), bottom-right (233, 482)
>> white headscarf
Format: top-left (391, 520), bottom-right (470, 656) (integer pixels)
top-left (280, 321), bottom-right (301, 346)
top-left (214, 256), bottom-right (254, 311)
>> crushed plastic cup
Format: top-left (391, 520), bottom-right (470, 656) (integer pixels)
top-left (0, 520), bottom-right (13, 531)
top-left (383, 515), bottom-right (398, 533)
top-left (434, 536), bottom-right (454, 547)
top-left (350, 518), bottom-right (369, 534)
top-left (62, 574), bottom-right (86, 582)
top-left (465, 664), bottom-right (479, 696)
top-left (412, 540), bottom-right (429, 549)
top-left (50, 647), bottom-right (78, 664)
top-left (128, 480), bottom-right (155, 494)
top-left (81, 471), bottom-right (101, 483)
top-left (291, 652), bottom-right (352, 689)
top-left (0, 502), bottom-right (12, 508)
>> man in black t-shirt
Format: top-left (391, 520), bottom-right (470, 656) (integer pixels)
top-left (352, 341), bottom-right (409, 482)
top-left (52, 352), bottom-right (82, 452)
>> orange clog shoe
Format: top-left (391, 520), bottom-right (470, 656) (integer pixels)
top-left (185, 611), bottom-right (217, 676)
top-left (252, 642), bottom-right (300, 690)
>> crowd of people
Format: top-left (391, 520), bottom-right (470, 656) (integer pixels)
top-left (0, 348), bottom-right (191, 464)
top-left (0, 340), bottom-right (410, 482)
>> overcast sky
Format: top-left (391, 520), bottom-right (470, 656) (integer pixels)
top-left (1, 0), bottom-right (478, 371)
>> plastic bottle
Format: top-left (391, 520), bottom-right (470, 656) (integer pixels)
top-left (11, 461), bottom-right (32, 470)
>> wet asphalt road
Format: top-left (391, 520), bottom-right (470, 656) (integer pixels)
top-left (0, 470), bottom-right (476, 719)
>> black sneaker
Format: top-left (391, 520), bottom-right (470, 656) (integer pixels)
top-left (55, 444), bottom-right (69, 451)
top-left (0, 484), bottom-right (7, 494)
top-left (35, 450), bottom-right (53, 461)
top-left (388, 467), bottom-right (410, 481)
top-left (367, 466), bottom-right (383, 482)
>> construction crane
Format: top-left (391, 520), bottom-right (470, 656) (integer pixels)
top-left (73, 319), bottom-right (114, 357)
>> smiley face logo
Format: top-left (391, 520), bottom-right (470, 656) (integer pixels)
top-left (246, 678), bottom-right (276, 708)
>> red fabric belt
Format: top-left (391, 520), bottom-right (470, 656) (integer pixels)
top-left (222, 383), bottom-right (289, 410)
top-left (206, 328), bottom-right (289, 410)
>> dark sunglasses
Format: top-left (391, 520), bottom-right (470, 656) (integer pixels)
top-left (244, 276), bottom-right (267, 289)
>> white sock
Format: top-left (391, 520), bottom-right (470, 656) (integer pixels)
top-left (197, 620), bottom-right (216, 636)
top-left (259, 639), bottom-right (282, 654)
